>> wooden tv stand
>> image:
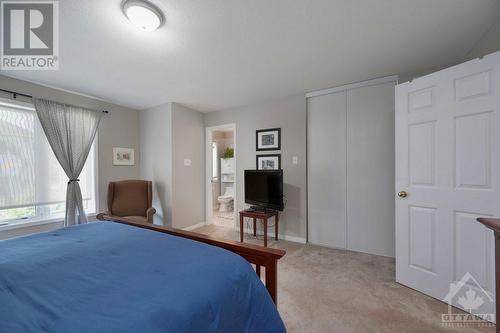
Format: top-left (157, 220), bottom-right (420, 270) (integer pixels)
top-left (239, 209), bottom-right (279, 247)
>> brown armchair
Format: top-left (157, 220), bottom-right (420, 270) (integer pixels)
top-left (96, 180), bottom-right (156, 224)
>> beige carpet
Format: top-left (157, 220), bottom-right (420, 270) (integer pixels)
top-left (193, 224), bottom-right (495, 333)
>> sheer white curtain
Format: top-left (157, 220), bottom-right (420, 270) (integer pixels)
top-left (33, 98), bottom-right (103, 226)
top-left (0, 99), bottom-right (96, 223)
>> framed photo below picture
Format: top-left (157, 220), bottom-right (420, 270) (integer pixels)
top-left (256, 154), bottom-right (281, 170)
top-left (113, 147), bottom-right (135, 166)
top-left (256, 128), bottom-right (281, 151)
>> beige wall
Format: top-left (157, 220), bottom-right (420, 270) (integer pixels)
top-left (204, 94), bottom-right (307, 241)
top-left (97, 103), bottom-right (141, 211)
top-left (0, 75), bottom-right (140, 238)
top-left (138, 102), bottom-right (205, 229)
top-left (398, 63), bottom-right (458, 84)
top-left (399, 15), bottom-right (500, 83)
top-left (171, 103), bottom-right (205, 229)
top-left (139, 103), bottom-right (173, 225)
top-left (465, 16), bottom-right (500, 60)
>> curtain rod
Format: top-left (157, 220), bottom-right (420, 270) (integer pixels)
top-left (0, 88), bottom-right (109, 114)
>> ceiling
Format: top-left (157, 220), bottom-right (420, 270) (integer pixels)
top-left (4, 0), bottom-right (500, 111)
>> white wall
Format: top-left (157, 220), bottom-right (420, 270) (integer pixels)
top-left (139, 103), bottom-right (173, 226)
top-left (204, 94), bottom-right (307, 241)
top-left (138, 102), bottom-right (205, 229)
top-left (171, 103), bottom-right (205, 229)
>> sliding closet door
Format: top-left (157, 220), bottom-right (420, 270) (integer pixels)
top-left (307, 91), bottom-right (347, 248)
top-left (347, 82), bottom-right (396, 257)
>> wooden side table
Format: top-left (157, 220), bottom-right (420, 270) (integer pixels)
top-left (239, 209), bottom-right (279, 247)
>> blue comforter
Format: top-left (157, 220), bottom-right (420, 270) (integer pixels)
top-left (0, 222), bottom-right (286, 333)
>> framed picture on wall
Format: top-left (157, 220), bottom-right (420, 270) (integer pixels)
top-left (113, 147), bottom-right (135, 166)
top-left (256, 128), bottom-right (281, 151)
top-left (256, 154), bottom-right (281, 170)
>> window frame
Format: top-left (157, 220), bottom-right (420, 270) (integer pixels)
top-left (0, 97), bottom-right (99, 230)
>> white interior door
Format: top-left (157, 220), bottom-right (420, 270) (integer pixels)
top-left (308, 91), bottom-right (347, 248)
top-left (396, 52), bottom-right (500, 317)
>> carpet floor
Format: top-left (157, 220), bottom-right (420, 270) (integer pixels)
top-left (193, 224), bottom-right (495, 333)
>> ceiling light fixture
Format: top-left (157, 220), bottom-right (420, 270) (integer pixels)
top-left (122, 0), bottom-right (164, 32)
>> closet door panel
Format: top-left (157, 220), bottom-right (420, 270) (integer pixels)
top-left (346, 82), bottom-right (396, 257)
top-left (307, 91), bottom-right (347, 248)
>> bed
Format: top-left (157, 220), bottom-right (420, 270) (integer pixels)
top-left (0, 220), bottom-right (286, 333)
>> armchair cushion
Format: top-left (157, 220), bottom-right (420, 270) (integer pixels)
top-left (124, 216), bottom-right (149, 224)
top-left (108, 180), bottom-right (152, 217)
top-left (97, 180), bottom-right (155, 224)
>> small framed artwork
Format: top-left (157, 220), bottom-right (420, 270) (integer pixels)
top-left (113, 147), bottom-right (135, 166)
top-left (256, 128), bottom-right (281, 151)
top-left (256, 154), bottom-right (281, 170)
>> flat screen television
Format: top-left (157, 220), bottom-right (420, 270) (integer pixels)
top-left (244, 170), bottom-right (284, 211)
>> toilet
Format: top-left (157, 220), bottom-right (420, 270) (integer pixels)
top-left (218, 186), bottom-right (234, 212)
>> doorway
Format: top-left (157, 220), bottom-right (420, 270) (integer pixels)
top-left (206, 124), bottom-right (236, 228)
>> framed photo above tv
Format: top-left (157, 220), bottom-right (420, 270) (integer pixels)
top-left (256, 128), bottom-right (281, 151)
top-left (256, 154), bottom-right (281, 170)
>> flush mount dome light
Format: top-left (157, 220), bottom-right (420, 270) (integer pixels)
top-left (122, 0), bottom-right (164, 31)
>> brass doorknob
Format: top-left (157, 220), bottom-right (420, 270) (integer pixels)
top-left (398, 191), bottom-right (408, 198)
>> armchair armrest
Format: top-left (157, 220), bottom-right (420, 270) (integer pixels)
top-left (96, 208), bottom-right (156, 224)
top-left (96, 212), bottom-right (111, 221)
top-left (146, 207), bottom-right (156, 224)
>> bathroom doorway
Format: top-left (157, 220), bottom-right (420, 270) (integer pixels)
top-left (205, 124), bottom-right (236, 228)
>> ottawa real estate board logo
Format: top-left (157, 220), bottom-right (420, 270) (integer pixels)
top-left (1, 0), bottom-right (59, 70)
top-left (441, 272), bottom-right (495, 328)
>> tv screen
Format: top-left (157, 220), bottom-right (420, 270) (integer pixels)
top-left (244, 170), bottom-right (284, 211)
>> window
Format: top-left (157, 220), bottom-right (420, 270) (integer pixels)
top-left (0, 98), bottom-right (97, 225)
top-left (212, 141), bottom-right (218, 180)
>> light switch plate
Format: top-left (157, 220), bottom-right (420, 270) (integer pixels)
top-left (292, 156), bottom-right (298, 165)
top-left (184, 159), bottom-right (192, 166)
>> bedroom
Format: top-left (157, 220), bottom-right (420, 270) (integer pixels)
top-left (1, 1), bottom-right (500, 332)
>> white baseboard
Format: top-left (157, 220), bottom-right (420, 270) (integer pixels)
top-left (279, 234), bottom-right (307, 244)
top-left (182, 221), bottom-right (207, 231)
top-left (240, 226), bottom-right (306, 244)
top-left (195, 221), bottom-right (307, 244)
